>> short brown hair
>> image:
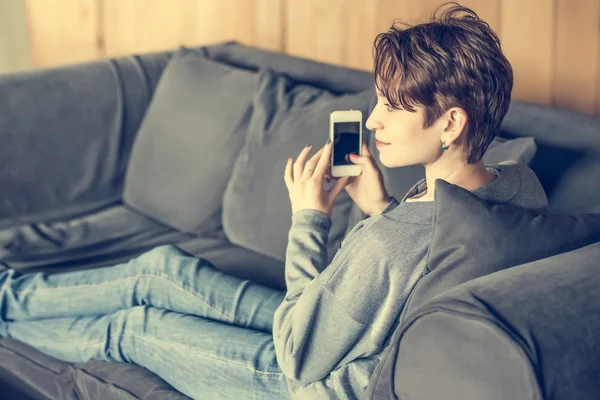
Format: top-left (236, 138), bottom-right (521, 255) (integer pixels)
top-left (373, 2), bottom-right (513, 163)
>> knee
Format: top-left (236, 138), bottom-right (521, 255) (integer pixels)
top-left (111, 306), bottom-right (168, 344)
top-left (112, 305), bottom-right (151, 331)
top-left (107, 305), bottom-right (155, 362)
top-left (147, 244), bottom-right (184, 257)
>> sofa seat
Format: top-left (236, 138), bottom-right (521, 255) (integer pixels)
top-left (0, 227), bottom-right (286, 400)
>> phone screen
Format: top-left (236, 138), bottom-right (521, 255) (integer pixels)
top-left (332, 121), bottom-right (361, 166)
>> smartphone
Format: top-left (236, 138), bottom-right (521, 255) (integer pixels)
top-left (330, 110), bottom-right (363, 177)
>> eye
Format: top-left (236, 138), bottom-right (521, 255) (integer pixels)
top-left (384, 104), bottom-right (394, 112)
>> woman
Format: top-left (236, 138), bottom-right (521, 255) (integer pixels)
top-left (0, 3), bottom-right (548, 399)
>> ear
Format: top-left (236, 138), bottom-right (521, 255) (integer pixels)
top-left (441, 107), bottom-right (468, 146)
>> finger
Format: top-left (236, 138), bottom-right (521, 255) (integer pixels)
top-left (303, 147), bottom-right (324, 178)
top-left (313, 140), bottom-right (333, 179)
top-left (293, 145), bottom-right (313, 180)
top-left (284, 157), bottom-right (293, 186)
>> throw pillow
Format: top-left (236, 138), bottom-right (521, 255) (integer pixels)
top-left (402, 178), bottom-right (600, 317)
top-left (484, 135), bottom-right (537, 165)
top-left (222, 69), bottom-right (374, 263)
top-left (123, 48), bottom-right (261, 234)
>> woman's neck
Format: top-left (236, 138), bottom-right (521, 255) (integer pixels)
top-left (409, 160), bottom-right (497, 202)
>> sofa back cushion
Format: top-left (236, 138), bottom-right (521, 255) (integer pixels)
top-left (123, 48), bottom-right (261, 235)
top-left (222, 70), bottom-right (373, 263)
top-left (203, 42), bottom-right (374, 94)
top-left (0, 53), bottom-right (166, 229)
top-left (499, 100), bottom-right (600, 213)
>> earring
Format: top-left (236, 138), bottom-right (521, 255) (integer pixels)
top-left (441, 140), bottom-right (449, 151)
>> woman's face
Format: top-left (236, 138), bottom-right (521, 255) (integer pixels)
top-left (366, 91), bottom-right (444, 168)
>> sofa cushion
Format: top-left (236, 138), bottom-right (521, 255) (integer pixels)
top-left (0, 337), bottom-right (189, 399)
top-left (0, 205), bottom-right (176, 266)
top-left (498, 100), bottom-right (600, 213)
top-left (222, 69), bottom-right (373, 263)
top-left (402, 179), bottom-right (600, 318)
top-left (365, 240), bottom-right (600, 400)
top-left (123, 47), bottom-right (260, 235)
top-left (0, 55), bottom-right (160, 230)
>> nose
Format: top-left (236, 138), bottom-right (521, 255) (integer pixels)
top-left (365, 110), bottom-right (381, 131)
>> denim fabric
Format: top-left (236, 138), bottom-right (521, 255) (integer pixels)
top-left (0, 244), bottom-right (290, 400)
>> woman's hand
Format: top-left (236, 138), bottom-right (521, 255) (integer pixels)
top-left (344, 141), bottom-right (391, 217)
top-left (285, 140), bottom-right (351, 217)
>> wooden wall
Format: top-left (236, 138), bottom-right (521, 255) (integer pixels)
top-left (0, 0), bottom-right (30, 74)
top-left (25, 0), bottom-right (600, 117)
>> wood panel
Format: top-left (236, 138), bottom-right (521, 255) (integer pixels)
top-left (194, 0), bottom-right (255, 46)
top-left (26, 0), bottom-right (102, 67)
top-left (254, 0), bottom-right (284, 51)
top-left (0, 0), bottom-right (31, 74)
top-left (102, 0), bottom-right (281, 58)
top-left (500, 0), bottom-right (554, 105)
top-left (21, 0), bottom-right (600, 116)
top-left (598, 26), bottom-right (600, 116)
top-left (457, 0), bottom-right (502, 35)
top-left (102, 0), bottom-right (199, 57)
top-left (344, 0), bottom-right (378, 70)
top-left (374, 0), bottom-right (410, 34)
top-left (285, 0), bottom-right (347, 65)
top-left (595, 2), bottom-right (600, 117)
top-left (553, 0), bottom-right (599, 115)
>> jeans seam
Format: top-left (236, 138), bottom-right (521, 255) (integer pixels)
top-left (119, 332), bottom-right (284, 376)
top-left (12, 274), bottom-right (235, 323)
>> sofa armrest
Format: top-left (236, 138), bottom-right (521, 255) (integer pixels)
top-left (366, 241), bottom-right (600, 400)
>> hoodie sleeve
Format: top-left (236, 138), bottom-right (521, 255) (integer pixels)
top-left (272, 205), bottom-right (426, 386)
top-left (272, 209), bottom-right (370, 384)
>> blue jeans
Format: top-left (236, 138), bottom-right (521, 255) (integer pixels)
top-left (0, 244), bottom-right (290, 400)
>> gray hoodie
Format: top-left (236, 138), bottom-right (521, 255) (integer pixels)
top-left (273, 161), bottom-right (549, 399)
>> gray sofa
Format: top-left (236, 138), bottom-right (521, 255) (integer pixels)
top-left (1, 42), bottom-right (599, 399)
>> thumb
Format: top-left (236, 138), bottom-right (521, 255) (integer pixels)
top-left (346, 153), bottom-right (368, 165)
top-left (346, 141), bottom-right (372, 165)
top-left (346, 152), bottom-right (370, 165)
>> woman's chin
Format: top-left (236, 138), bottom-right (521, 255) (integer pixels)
top-left (378, 153), bottom-right (396, 168)
top-left (379, 155), bottom-right (420, 169)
